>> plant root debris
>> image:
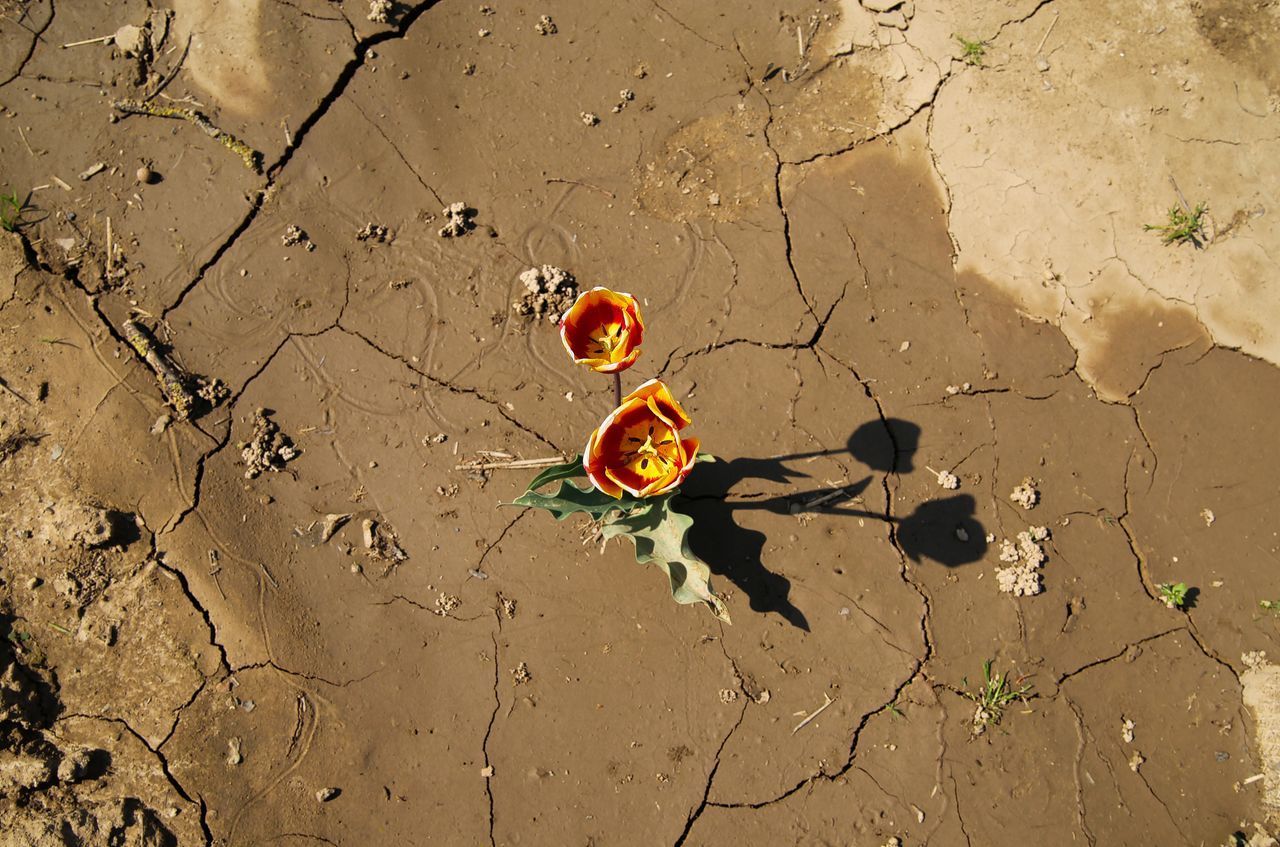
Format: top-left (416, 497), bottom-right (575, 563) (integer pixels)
top-left (361, 516), bottom-right (408, 570)
top-left (112, 99), bottom-right (262, 172)
top-left (122, 319), bottom-right (229, 420)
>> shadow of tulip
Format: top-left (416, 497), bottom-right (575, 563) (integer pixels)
top-left (679, 418), bottom-right (987, 631)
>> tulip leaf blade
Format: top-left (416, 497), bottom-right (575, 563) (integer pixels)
top-left (694, 453), bottom-right (717, 463)
top-left (600, 496), bottom-right (731, 624)
top-left (511, 479), bottom-right (634, 521)
top-left (525, 455), bottom-right (586, 492)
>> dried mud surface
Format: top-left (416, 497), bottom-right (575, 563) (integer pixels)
top-left (1, 0), bottom-right (1278, 845)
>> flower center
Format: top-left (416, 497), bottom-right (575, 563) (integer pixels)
top-left (589, 323), bottom-right (624, 357)
top-left (623, 424), bottom-right (678, 472)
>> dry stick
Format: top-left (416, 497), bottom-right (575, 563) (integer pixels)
top-left (112, 99), bottom-right (262, 173)
top-left (612, 373), bottom-right (622, 408)
top-left (1168, 175), bottom-right (1192, 215)
top-left (105, 216), bottom-right (112, 278)
top-left (804, 487), bottom-right (850, 509)
top-left (455, 456), bottom-right (568, 471)
top-left (0, 375), bottom-right (31, 405)
top-left (545, 177), bottom-right (615, 198)
top-left (143, 35), bottom-right (191, 103)
top-left (122, 319), bottom-right (199, 419)
top-left (16, 125), bottom-right (35, 156)
top-left (62, 35), bottom-right (113, 48)
top-left (1035, 11), bottom-right (1060, 55)
top-left (792, 693), bottom-right (835, 734)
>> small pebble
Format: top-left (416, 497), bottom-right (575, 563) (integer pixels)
top-left (316, 787), bottom-right (339, 802)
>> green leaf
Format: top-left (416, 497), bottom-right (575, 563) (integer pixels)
top-left (600, 496), bottom-right (731, 624)
top-left (525, 455), bottom-right (586, 492)
top-left (511, 479), bottom-right (636, 521)
top-left (694, 453), bottom-right (717, 463)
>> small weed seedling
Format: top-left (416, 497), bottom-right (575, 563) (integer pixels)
top-left (964, 659), bottom-right (1032, 734)
top-left (955, 35), bottom-right (987, 66)
top-left (1260, 599), bottom-right (1280, 616)
top-left (1157, 581), bottom-right (1189, 610)
top-left (1144, 201), bottom-right (1208, 246)
top-left (0, 190), bottom-right (31, 233)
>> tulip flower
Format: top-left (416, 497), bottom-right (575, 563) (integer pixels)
top-left (559, 287), bottom-right (644, 374)
top-left (583, 379), bottom-right (700, 498)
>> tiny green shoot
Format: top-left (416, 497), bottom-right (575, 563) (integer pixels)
top-left (1157, 581), bottom-right (1189, 610)
top-left (0, 190), bottom-right (29, 233)
top-left (955, 35), bottom-right (987, 66)
top-left (1144, 202), bottom-right (1208, 246)
top-left (964, 659), bottom-right (1032, 732)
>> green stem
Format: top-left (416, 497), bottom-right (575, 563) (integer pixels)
top-left (612, 372), bottom-right (622, 408)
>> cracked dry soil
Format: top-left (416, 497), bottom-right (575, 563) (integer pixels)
top-left (2, 0), bottom-right (1279, 845)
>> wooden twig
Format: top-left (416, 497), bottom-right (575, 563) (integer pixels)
top-left (792, 693), bottom-right (835, 734)
top-left (1035, 12), bottom-right (1059, 55)
top-left (16, 125), bottom-right (34, 156)
top-left (122, 318), bottom-right (199, 419)
top-left (545, 177), bottom-right (615, 198)
top-left (806, 487), bottom-right (850, 508)
top-left (113, 99), bottom-right (262, 173)
top-left (105, 216), bottom-right (113, 278)
top-left (1168, 175), bottom-right (1192, 215)
top-left (143, 34), bottom-right (191, 102)
top-left (455, 456), bottom-right (568, 471)
top-left (0, 375), bottom-right (31, 405)
top-left (62, 35), bottom-right (113, 48)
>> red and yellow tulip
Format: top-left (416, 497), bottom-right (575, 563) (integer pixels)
top-left (584, 379), bottom-right (700, 498)
top-left (559, 287), bottom-right (644, 374)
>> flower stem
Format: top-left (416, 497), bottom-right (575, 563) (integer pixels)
top-left (612, 373), bottom-right (622, 408)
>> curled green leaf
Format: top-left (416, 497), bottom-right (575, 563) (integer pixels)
top-left (510, 479), bottom-right (638, 521)
top-left (525, 455), bottom-right (587, 492)
top-left (600, 495), bottom-right (730, 624)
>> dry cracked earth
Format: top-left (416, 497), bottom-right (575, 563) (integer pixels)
top-left (1, 0), bottom-right (1279, 845)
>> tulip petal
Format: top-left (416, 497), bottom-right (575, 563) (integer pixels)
top-left (623, 379), bottom-right (692, 430)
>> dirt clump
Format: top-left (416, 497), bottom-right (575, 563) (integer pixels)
top-left (438, 202), bottom-right (476, 237)
top-left (240, 408), bottom-right (300, 479)
top-left (513, 265), bottom-right (578, 322)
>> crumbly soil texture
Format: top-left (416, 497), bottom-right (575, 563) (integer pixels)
top-left (1, 0), bottom-right (1279, 845)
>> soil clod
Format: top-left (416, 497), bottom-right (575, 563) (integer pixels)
top-left (240, 409), bottom-right (300, 479)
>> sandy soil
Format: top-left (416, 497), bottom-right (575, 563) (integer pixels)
top-left (1, 0), bottom-right (1279, 844)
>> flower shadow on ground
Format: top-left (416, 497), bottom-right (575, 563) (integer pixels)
top-left (680, 419), bottom-right (988, 631)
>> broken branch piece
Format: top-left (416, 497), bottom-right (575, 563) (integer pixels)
top-left (113, 99), bottom-right (263, 173)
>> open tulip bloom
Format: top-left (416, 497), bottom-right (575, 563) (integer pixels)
top-left (508, 290), bottom-right (729, 623)
top-left (584, 380), bottom-right (700, 499)
top-left (559, 287), bottom-right (644, 374)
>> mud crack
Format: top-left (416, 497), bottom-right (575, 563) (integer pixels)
top-left (162, 0), bottom-right (447, 318)
top-left (671, 697), bottom-right (749, 846)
